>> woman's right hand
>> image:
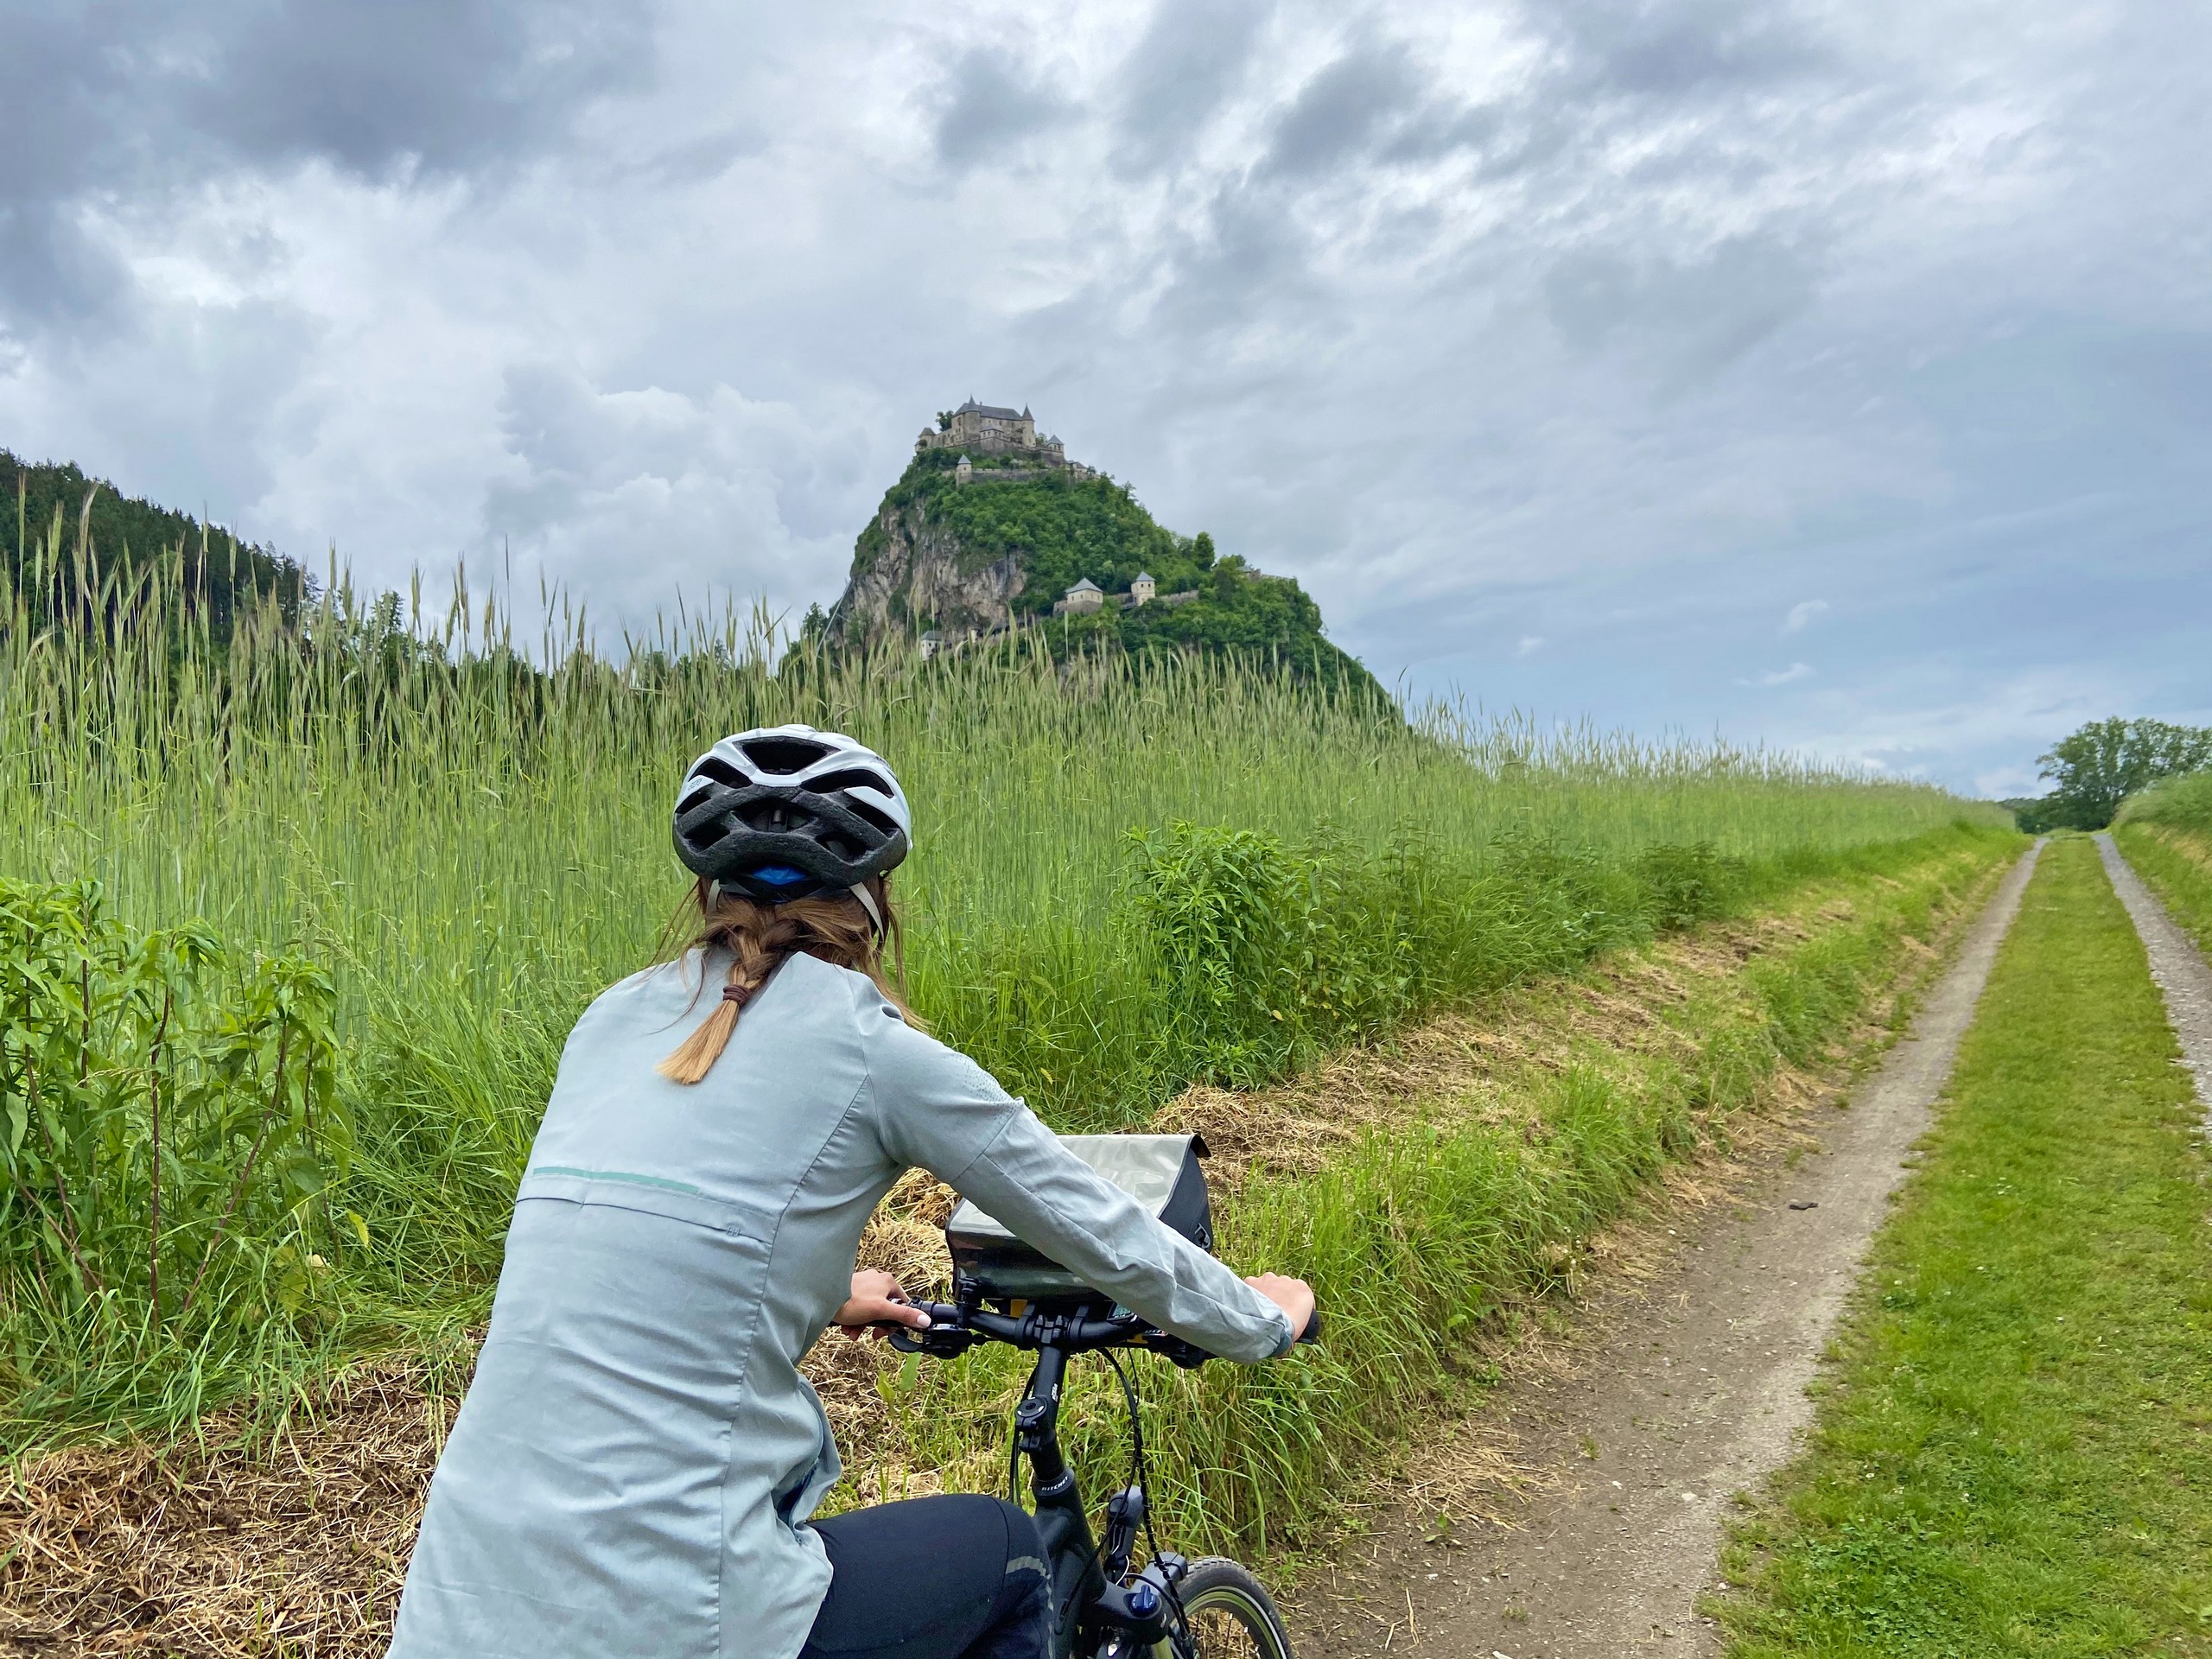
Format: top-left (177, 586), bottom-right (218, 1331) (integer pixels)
top-left (834, 1268), bottom-right (932, 1340)
top-left (1245, 1273), bottom-right (1316, 1343)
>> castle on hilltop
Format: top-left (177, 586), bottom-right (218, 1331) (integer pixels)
top-left (915, 397), bottom-right (1096, 481)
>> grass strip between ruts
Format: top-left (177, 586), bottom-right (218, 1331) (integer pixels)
top-left (1719, 836), bottom-right (2212, 1656)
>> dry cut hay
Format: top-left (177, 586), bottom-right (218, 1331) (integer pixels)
top-left (0, 1355), bottom-right (464, 1658)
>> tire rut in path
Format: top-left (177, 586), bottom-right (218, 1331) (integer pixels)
top-left (2097, 833), bottom-right (2212, 1114)
top-left (1296, 843), bottom-right (2044, 1659)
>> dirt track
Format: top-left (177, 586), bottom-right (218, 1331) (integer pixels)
top-left (1298, 843), bottom-right (2044, 1659)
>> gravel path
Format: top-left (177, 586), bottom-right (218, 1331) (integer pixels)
top-left (2097, 833), bottom-right (2212, 1114)
top-left (1299, 843), bottom-right (2044, 1659)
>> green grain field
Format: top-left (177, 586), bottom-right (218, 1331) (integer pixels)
top-left (0, 539), bottom-right (2005, 1459)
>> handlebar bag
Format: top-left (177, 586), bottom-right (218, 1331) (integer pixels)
top-left (944, 1132), bottom-right (1213, 1301)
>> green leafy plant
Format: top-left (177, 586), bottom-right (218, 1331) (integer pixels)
top-left (0, 878), bottom-right (342, 1372)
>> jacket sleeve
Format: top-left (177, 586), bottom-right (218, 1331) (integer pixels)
top-left (860, 998), bottom-right (1294, 1364)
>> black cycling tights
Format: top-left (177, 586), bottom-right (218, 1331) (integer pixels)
top-left (802, 1494), bottom-right (1052, 1659)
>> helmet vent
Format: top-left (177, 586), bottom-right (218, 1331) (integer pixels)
top-left (843, 799), bottom-right (899, 836)
top-left (692, 757), bottom-right (747, 790)
top-left (738, 800), bottom-right (812, 832)
top-left (741, 736), bottom-right (834, 774)
top-left (804, 767), bottom-right (895, 798)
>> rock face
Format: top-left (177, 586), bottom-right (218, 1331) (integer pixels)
top-left (826, 495), bottom-right (1025, 650)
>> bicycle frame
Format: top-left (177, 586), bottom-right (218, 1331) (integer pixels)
top-left (892, 1300), bottom-right (1192, 1658)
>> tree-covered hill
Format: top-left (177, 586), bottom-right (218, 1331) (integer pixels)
top-left (5, 448), bottom-right (306, 633)
top-left (825, 448), bottom-right (1379, 693)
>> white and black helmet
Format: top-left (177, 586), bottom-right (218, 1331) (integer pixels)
top-left (672, 725), bottom-right (912, 906)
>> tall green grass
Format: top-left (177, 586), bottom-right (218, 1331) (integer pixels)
top-left (2115, 770), bottom-right (2212, 954)
top-left (0, 544), bottom-right (2003, 1435)
top-left (2119, 768), bottom-right (2212, 837)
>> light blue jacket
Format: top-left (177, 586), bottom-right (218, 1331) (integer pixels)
top-left (387, 950), bottom-right (1294, 1659)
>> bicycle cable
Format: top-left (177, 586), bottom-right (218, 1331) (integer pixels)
top-left (1007, 1360), bottom-right (1030, 1507)
top-left (1102, 1348), bottom-right (1192, 1651)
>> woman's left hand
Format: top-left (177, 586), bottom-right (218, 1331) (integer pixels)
top-left (834, 1268), bottom-right (932, 1340)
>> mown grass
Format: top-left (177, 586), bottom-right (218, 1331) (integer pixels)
top-left (1719, 837), bottom-right (2212, 1657)
top-left (830, 830), bottom-right (2011, 1561)
top-left (0, 547), bottom-right (2007, 1440)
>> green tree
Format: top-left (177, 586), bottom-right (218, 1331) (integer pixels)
top-left (5, 450), bottom-right (305, 639)
top-left (2035, 717), bottom-right (2212, 829)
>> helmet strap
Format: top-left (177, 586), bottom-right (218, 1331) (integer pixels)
top-left (850, 882), bottom-right (885, 938)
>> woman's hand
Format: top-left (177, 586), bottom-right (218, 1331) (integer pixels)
top-left (1245, 1273), bottom-right (1316, 1341)
top-left (834, 1268), bottom-right (932, 1340)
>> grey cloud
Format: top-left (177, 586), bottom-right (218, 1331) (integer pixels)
top-left (1545, 0), bottom-right (1832, 96)
top-left (0, 0), bottom-right (647, 330)
top-left (188, 2), bottom-right (650, 174)
top-left (633, 127), bottom-right (772, 189)
top-left (932, 50), bottom-right (1073, 173)
top-left (1142, 184), bottom-right (1325, 346)
top-left (0, 207), bottom-right (128, 328)
top-left (482, 361), bottom-right (855, 619)
top-left (1259, 41), bottom-right (1422, 179)
top-left (1379, 100), bottom-right (1503, 167)
top-left (1544, 235), bottom-right (1818, 385)
top-left (1111, 0), bottom-right (1272, 176)
top-left (1128, 34), bottom-right (1478, 347)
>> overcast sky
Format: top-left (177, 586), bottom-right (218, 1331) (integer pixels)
top-left (3, 0), bottom-right (2205, 795)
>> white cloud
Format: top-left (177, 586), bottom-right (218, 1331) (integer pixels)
top-left (1782, 599), bottom-right (1830, 635)
top-left (1745, 663), bottom-right (1815, 688)
top-left (1516, 635), bottom-right (1545, 657)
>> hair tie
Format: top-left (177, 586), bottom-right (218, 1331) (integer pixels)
top-left (721, 982), bottom-right (755, 1009)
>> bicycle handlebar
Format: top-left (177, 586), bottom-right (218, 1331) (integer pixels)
top-left (883, 1297), bottom-right (1321, 1363)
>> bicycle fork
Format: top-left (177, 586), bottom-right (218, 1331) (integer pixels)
top-left (1016, 1346), bottom-right (1179, 1659)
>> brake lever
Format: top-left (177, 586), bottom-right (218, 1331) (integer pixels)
top-left (1138, 1331), bottom-right (1214, 1370)
top-left (887, 1322), bottom-right (982, 1357)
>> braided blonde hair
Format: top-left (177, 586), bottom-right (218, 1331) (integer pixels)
top-left (656, 874), bottom-right (914, 1084)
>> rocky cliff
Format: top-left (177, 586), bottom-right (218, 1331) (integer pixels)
top-left (824, 488), bottom-right (1027, 650)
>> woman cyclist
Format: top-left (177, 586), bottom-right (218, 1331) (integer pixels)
top-left (387, 726), bottom-right (1316, 1659)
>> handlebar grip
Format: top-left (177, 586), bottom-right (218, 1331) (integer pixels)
top-left (1297, 1307), bottom-right (1322, 1345)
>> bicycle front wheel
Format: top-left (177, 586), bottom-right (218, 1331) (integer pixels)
top-left (1163, 1557), bottom-right (1294, 1659)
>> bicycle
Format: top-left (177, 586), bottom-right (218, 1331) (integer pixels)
top-left (883, 1133), bottom-right (1317, 1659)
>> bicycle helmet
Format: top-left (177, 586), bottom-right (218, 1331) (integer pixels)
top-left (672, 725), bottom-right (912, 907)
